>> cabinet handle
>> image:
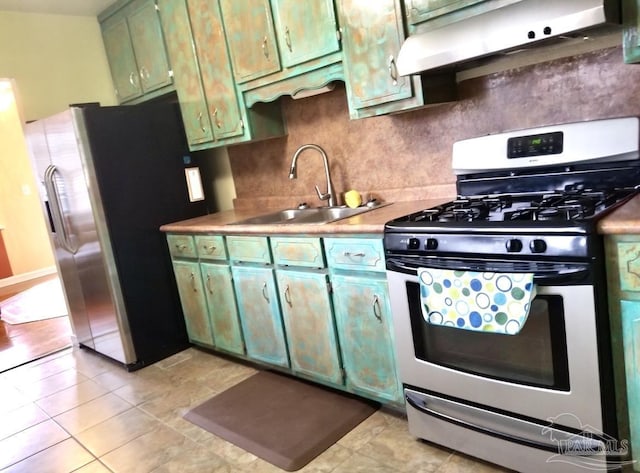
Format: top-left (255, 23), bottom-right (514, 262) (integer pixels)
top-left (190, 272), bottom-right (198, 293)
top-left (343, 251), bottom-right (365, 258)
top-left (197, 112), bottom-right (206, 133)
top-left (261, 35), bottom-right (270, 59)
top-left (129, 72), bottom-right (138, 88)
top-left (284, 26), bottom-right (292, 52)
top-left (372, 295), bottom-right (382, 323)
top-left (388, 56), bottom-right (398, 85)
top-left (203, 244), bottom-right (216, 254)
top-left (139, 66), bottom-right (150, 82)
top-left (206, 274), bottom-right (213, 294)
top-left (175, 244), bottom-right (187, 252)
top-left (212, 108), bottom-right (222, 129)
top-left (284, 285), bottom-right (292, 307)
top-left (262, 282), bottom-right (270, 303)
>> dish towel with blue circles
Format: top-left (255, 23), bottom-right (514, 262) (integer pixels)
top-left (418, 268), bottom-right (537, 335)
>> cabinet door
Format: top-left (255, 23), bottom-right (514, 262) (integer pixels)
top-left (405, 0), bottom-right (487, 24)
top-left (338, 0), bottom-right (414, 109)
top-left (332, 274), bottom-right (402, 403)
top-left (102, 14), bottom-right (142, 103)
top-left (201, 262), bottom-right (244, 355)
top-left (271, 0), bottom-right (340, 68)
top-left (276, 270), bottom-right (342, 385)
top-left (172, 260), bottom-right (214, 346)
top-left (620, 300), bottom-right (640, 469)
top-left (158, 0), bottom-right (214, 145)
top-left (128, 0), bottom-right (173, 93)
top-left (624, 0), bottom-right (640, 63)
top-left (219, 0), bottom-right (281, 83)
top-left (189, 0), bottom-right (244, 140)
top-left (232, 265), bottom-right (289, 367)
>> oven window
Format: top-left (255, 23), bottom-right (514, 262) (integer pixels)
top-left (406, 282), bottom-right (569, 390)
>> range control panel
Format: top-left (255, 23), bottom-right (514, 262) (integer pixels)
top-left (384, 233), bottom-right (588, 259)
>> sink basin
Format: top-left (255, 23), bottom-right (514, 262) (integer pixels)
top-left (228, 203), bottom-right (390, 226)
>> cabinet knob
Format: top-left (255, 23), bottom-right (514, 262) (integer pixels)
top-left (261, 282), bottom-right (270, 303)
top-left (284, 26), bottom-right (292, 52)
top-left (388, 56), bottom-right (398, 86)
top-left (284, 285), bottom-right (292, 307)
top-left (372, 295), bottom-right (382, 323)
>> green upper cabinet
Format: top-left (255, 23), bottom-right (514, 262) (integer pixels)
top-left (623, 0), bottom-right (640, 63)
top-left (403, 0), bottom-right (516, 33)
top-left (158, 0), bottom-right (213, 145)
top-left (219, 0), bottom-right (281, 83)
top-left (405, 0), bottom-right (487, 24)
top-left (100, 0), bottom-right (173, 103)
top-left (189, 0), bottom-right (244, 140)
top-left (220, 0), bottom-right (342, 94)
top-left (158, 0), bottom-right (284, 150)
top-left (337, 0), bottom-right (423, 118)
top-left (158, 0), bottom-right (244, 146)
top-left (271, 0), bottom-right (340, 68)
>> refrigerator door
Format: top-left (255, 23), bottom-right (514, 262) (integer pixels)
top-left (45, 110), bottom-right (130, 363)
top-left (25, 116), bottom-right (94, 351)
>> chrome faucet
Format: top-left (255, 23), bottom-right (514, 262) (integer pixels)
top-left (288, 144), bottom-right (336, 207)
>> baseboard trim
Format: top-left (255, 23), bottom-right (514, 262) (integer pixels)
top-left (0, 266), bottom-right (57, 296)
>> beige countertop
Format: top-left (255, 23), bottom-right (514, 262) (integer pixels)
top-left (598, 194), bottom-right (640, 235)
top-left (160, 199), bottom-right (449, 235)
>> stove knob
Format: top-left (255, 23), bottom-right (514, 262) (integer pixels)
top-left (425, 238), bottom-right (438, 250)
top-left (530, 239), bottom-right (547, 253)
top-left (407, 238), bottom-right (420, 250)
top-left (506, 239), bottom-right (523, 253)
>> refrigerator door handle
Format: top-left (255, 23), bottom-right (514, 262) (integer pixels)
top-left (44, 165), bottom-right (77, 254)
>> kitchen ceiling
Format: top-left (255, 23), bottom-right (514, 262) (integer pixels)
top-left (0, 0), bottom-right (116, 16)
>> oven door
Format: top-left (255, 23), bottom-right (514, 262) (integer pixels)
top-left (386, 257), bottom-right (603, 432)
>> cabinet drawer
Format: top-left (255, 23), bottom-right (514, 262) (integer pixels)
top-left (167, 234), bottom-right (197, 258)
top-left (195, 235), bottom-right (226, 261)
top-left (617, 242), bottom-right (640, 292)
top-left (227, 236), bottom-right (272, 264)
top-left (271, 237), bottom-right (325, 268)
top-left (324, 238), bottom-right (385, 272)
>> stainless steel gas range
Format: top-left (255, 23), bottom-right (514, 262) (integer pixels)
top-left (384, 117), bottom-right (640, 473)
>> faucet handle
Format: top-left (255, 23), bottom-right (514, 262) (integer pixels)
top-left (315, 185), bottom-right (331, 203)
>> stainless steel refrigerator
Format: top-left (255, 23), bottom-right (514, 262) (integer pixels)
top-left (25, 102), bottom-right (208, 370)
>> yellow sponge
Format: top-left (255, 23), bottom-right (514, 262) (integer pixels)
top-left (344, 190), bottom-right (362, 209)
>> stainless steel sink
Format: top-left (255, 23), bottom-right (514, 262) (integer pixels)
top-left (228, 203), bottom-right (390, 225)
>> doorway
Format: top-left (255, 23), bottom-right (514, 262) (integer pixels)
top-left (0, 78), bottom-right (72, 372)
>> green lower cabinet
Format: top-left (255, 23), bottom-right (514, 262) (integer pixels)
top-left (172, 260), bottom-right (214, 346)
top-left (232, 265), bottom-right (289, 368)
top-left (200, 262), bottom-right (244, 355)
top-left (620, 300), bottom-right (640, 470)
top-left (331, 273), bottom-right (402, 404)
top-left (276, 269), bottom-right (342, 386)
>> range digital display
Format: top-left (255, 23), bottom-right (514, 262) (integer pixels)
top-left (507, 131), bottom-right (563, 159)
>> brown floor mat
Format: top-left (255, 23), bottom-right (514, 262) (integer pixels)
top-left (184, 370), bottom-right (379, 471)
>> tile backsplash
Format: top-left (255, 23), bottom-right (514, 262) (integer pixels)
top-left (228, 46), bottom-right (640, 209)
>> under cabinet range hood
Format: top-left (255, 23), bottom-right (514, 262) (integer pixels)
top-left (397, 0), bottom-right (621, 76)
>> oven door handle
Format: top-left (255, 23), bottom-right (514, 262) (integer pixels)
top-left (405, 390), bottom-right (605, 455)
top-left (386, 258), bottom-right (590, 285)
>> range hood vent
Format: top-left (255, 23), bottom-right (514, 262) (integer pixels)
top-left (397, 0), bottom-right (621, 76)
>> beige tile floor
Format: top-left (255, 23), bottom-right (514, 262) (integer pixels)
top-left (0, 347), bottom-right (511, 473)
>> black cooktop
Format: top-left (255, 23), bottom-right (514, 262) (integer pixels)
top-left (389, 187), bottom-right (637, 226)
